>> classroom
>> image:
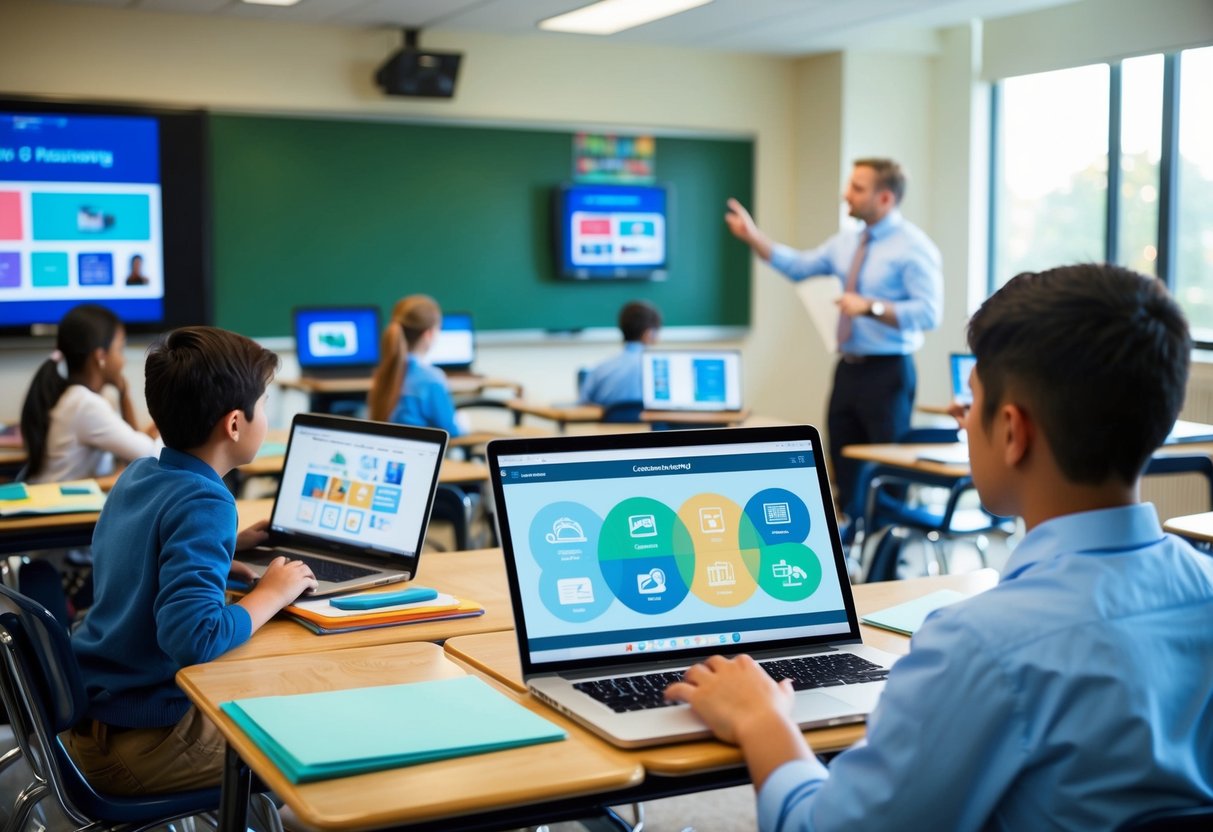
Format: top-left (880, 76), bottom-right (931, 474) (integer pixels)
top-left (1, 0), bottom-right (1212, 830)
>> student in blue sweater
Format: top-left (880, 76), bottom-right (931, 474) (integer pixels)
top-left (66, 327), bottom-right (318, 795)
top-left (366, 294), bottom-right (463, 436)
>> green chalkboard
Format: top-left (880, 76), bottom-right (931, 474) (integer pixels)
top-left (209, 115), bottom-right (752, 336)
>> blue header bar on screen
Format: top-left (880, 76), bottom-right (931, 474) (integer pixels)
top-left (500, 449), bottom-right (816, 485)
top-left (0, 113), bottom-right (160, 184)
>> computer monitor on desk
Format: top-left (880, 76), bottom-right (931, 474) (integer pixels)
top-left (431, 311), bottom-right (476, 375)
top-left (293, 306), bottom-right (380, 379)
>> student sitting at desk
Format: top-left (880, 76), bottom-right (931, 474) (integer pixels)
top-left (579, 299), bottom-right (662, 407)
top-left (20, 304), bottom-right (159, 484)
top-left (66, 327), bottom-right (318, 795)
top-left (368, 294), bottom-right (463, 436)
top-left (667, 263), bottom-right (1213, 830)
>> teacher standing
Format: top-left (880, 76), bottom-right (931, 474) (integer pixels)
top-left (725, 158), bottom-right (943, 529)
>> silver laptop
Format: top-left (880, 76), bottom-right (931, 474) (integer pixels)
top-left (238, 413), bottom-right (448, 597)
top-left (640, 349), bottom-right (742, 412)
top-left (487, 425), bottom-right (898, 748)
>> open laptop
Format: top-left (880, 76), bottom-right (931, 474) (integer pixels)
top-left (949, 352), bottom-right (977, 406)
top-left (430, 311), bottom-right (476, 375)
top-left (640, 349), bottom-right (743, 412)
top-left (293, 306), bottom-right (381, 379)
top-left (487, 424), bottom-right (898, 748)
top-left (237, 413), bottom-right (448, 597)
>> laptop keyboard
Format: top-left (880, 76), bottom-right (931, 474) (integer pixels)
top-left (573, 653), bottom-right (889, 713)
top-left (285, 555), bottom-right (377, 584)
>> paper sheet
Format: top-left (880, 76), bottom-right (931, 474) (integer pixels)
top-left (795, 278), bottom-right (842, 355)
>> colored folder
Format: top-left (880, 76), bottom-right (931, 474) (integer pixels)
top-left (0, 479), bottom-right (105, 516)
top-left (860, 589), bottom-right (966, 636)
top-left (221, 676), bottom-right (566, 783)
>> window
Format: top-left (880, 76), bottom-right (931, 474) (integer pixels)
top-left (991, 45), bottom-right (1213, 347)
top-left (1175, 46), bottom-right (1213, 342)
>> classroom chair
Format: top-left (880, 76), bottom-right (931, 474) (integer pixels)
top-left (1144, 453), bottom-right (1213, 511)
top-left (0, 582), bottom-right (280, 832)
top-left (856, 428), bottom-right (1012, 583)
top-left (428, 484), bottom-right (476, 551)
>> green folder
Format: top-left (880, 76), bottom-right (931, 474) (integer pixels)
top-left (221, 676), bottom-right (566, 783)
top-left (860, 589), bottom-right (967, 636)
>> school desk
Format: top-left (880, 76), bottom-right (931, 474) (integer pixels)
top-left (235, 447), bottom-right (491, 487)
top-left (1163, 511), bottom-right (1213, 545)
top-left (278, 375), bottom-right (524, 415)
top-left (444, 568), bottom-right (999, 776)
top-left (221, 501), bottom-right (514, 662)
top-left (177, 641), bottom-right (642, 832)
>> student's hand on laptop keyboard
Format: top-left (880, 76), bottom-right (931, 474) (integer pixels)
top-left (664, 655), bottom-right (796, 746)
top-left (254, 556), bottom-right (319, 607)
top-left (235, 519), bottom-right (271, 552)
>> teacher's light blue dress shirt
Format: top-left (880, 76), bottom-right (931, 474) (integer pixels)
top-left (769, 209), bottom-right (942, 356)
top-left (758, 503), bottom-right (1213, 831)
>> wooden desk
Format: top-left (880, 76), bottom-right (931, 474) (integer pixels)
top-left (1163, 511), bottom-right (1213, 544)
top-left (506, 399), bottom-right (606, 430)
top-left (279, 375), bottom-right (523, 414)
top-left (236, 447), bottom-right (490, 487)
top-left (224, 501), bottom-right (514, 661)
top-left (444, 569), bottom-right (999, 775)
top-left (842, 442), bottom-right (971, 479)
top-left (177, 642), bottom-right (641, 831)
top-left (640, 409), bottom-right (751, 426)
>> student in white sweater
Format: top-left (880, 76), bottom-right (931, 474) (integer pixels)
top-left (20, 304), bottom-right (160, 484)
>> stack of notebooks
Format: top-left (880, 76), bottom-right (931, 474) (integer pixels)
top-left (221, 676), bottom-right (566, 783)
top-left (0, 479), bottom-right (106, 517)
top-left (281, 587), bottom-right (484, 634)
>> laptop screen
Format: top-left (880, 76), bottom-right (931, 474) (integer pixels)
top-left (293, 307), bottom-right (381, 370)
top-left (490, 426), bottom-right (858, 674)
top-left (430, 311), bottom-right (475, 370)
top-left (950, 353), bottom-right (977, 406)
top-left (641, 350), bottom-right (742, 411)
top-left (270, 416), bottom-right (446, 561)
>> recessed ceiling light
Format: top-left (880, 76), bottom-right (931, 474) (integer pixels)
top-left (538, 0), bottom-right (713, 36)
top-left (241, 0), bottom-right (302, 7)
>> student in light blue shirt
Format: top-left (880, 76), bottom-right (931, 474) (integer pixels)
top-left (667, 263), bottom-right (1213, 831)
top-left (580, 300), bottom-right (662, 407)
top-left (367, 294), bottom-right (463, 437)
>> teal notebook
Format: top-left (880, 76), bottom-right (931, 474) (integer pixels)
top-left (860, 589), bottom-right (967, 636)
top-left (221, 676), bottom-right (566, 783)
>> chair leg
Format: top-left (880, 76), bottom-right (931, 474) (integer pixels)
top-left (4, 780), bottom-right (48, 832)
top-left (0, 745), bottom-right (23, 775)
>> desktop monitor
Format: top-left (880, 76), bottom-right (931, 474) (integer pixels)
top-left (429, 311), bottom-right (475, 372)
top-left (950, 353), bottom-right (977, 406)
top-left (293, 306), bottom-right (381, 373)
top-left (641, 349), bottom-right (743, 412)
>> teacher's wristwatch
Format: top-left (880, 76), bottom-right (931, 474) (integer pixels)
top-left (868, 300), bottom-right (887, 318)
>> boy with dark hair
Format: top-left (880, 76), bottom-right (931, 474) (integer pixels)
top-left (580, 299), bottom-right (662, 406)
top-left (667, 264), bottom-right (1213, 830)
top-left (67, 326), bottom-right (318, 795)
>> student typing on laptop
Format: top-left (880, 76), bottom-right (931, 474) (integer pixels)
top-left (68, 327), bottom-right (317, 796)
top-left (667, 264), bottom-right (1213, 830)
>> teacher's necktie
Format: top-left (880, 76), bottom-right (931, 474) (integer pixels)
top-left (836, 229), bottom-right (870, 350)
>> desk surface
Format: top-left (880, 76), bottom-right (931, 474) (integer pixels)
top-left (177, 642), bottom-right (641, 831)
top-left (444, 569), bottom-right (999, 775)
top-left (280, 374), bottom-right (523, 398)
top-left (226, 500), bottom-right (514, 661)
top-left (1163, 511), bottom-right (1213, 543)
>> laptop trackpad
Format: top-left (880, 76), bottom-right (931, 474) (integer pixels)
top-left (792, 689), bottom-right (872, 723)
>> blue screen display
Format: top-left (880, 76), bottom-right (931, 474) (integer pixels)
top-left (0, 112), bottom-right (165, 326)
top-left (556, 183), bottom-right (668, 279)
top-left (294, 307), bottom-right (381, 368)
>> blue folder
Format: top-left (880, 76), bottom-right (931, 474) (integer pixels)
top-left (221, 675), bottom-right (566, 783)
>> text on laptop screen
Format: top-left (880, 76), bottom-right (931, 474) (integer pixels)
top-left (950, 353), bottom-right (977, 406)
top-left (294, 307), bottom-right (380, 369)
top-left (271, 424), bottom-right (442, 558)
top-left (641, 351), bottom-right (742, 411)
top-left (429, 311), bottom-right (475, 369)
top-left (496, 439), bottom-right (850, 665)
